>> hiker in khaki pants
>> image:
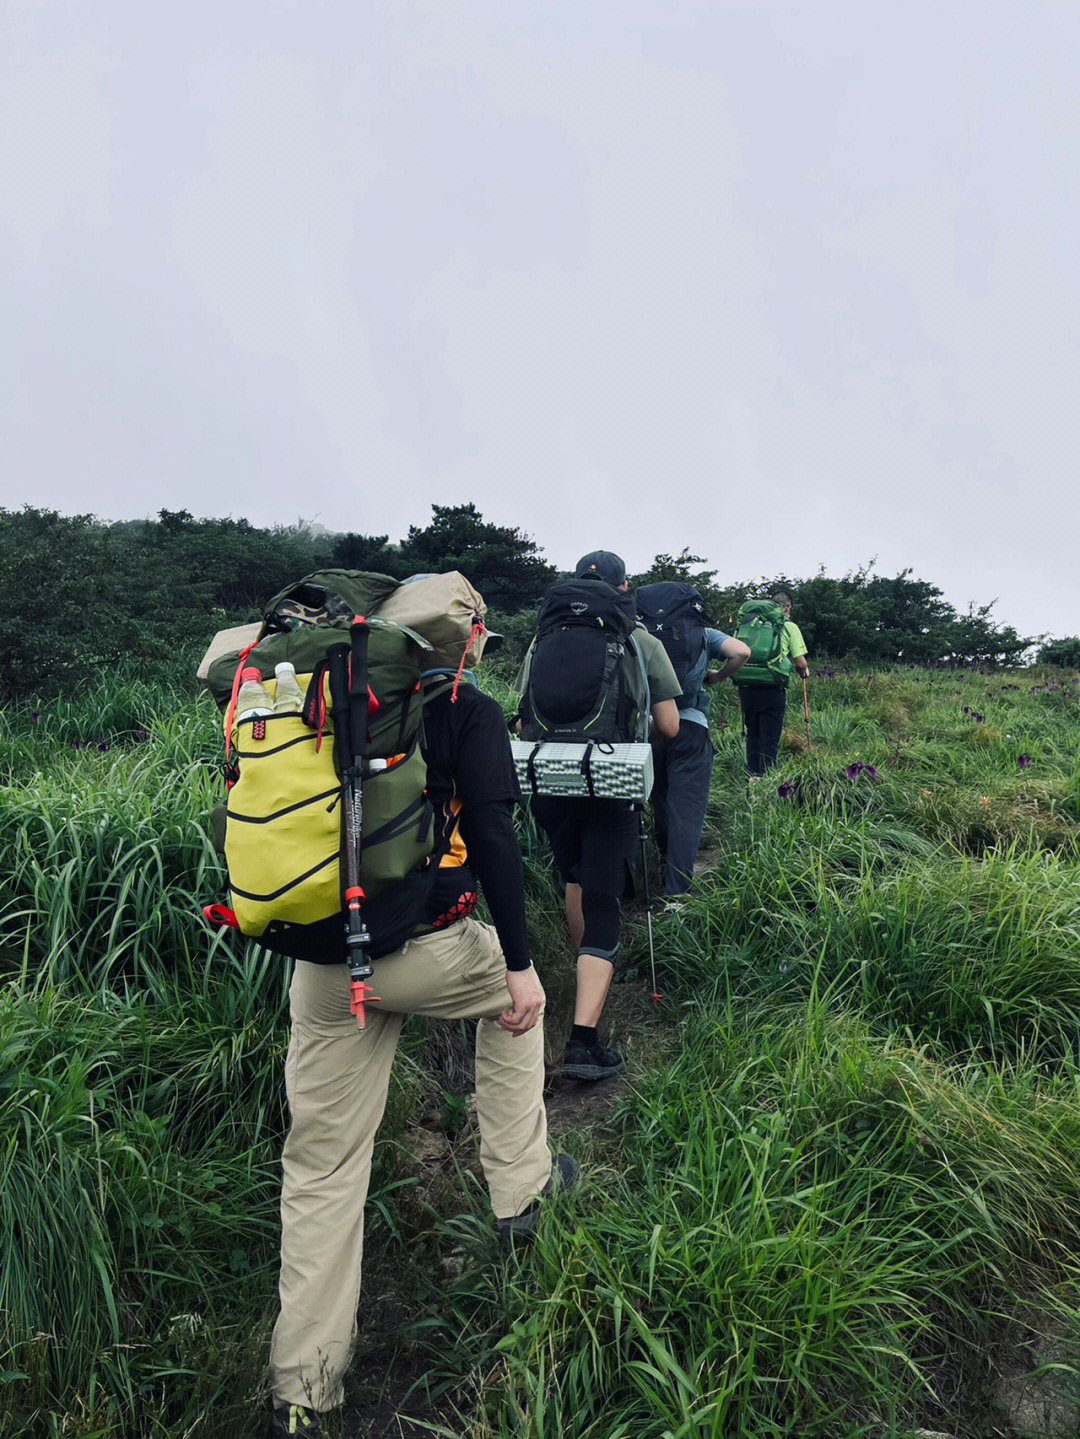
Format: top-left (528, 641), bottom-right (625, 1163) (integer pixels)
top-left (270, 660), bottom-right (575, 1436)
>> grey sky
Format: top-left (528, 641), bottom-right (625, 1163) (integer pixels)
top-left (3, 0), bottom-right (1077, 639)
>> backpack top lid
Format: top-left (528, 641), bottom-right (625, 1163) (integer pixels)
top-left (635, 582), bottom-right (708, 684)
top-left (737, 597), bottom-right (787, 627)
top-left (262, 570), bottom-right (401, 632)
top-left (535, 576), bottom-right (637, 640)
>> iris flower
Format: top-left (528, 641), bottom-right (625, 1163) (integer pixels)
top-left (846, 762), bottom-right (863, 780)
top-left (1017, 753), bottom-right (1032, 769)
top-left (777, 781), bottom-right (793, 799)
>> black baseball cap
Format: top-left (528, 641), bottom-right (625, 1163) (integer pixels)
top-left (574, 550), bottom-right (626, 586)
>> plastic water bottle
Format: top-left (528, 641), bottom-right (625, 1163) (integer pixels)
top-left (273, 662), bottom-right (304, 714)
top-left (236, 668), bottom-right (273, 720)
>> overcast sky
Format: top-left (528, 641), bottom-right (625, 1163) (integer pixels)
top-left (3, 0), bottom-right (1077, 638)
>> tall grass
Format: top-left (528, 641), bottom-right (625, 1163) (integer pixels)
top-left (1, 659), bottom-right (1079, 1434)
top-left (416, 1001), bottom-right (1080, 1437)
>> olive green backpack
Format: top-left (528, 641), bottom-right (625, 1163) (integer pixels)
top-left (203, 571), bottom-right (438, 963)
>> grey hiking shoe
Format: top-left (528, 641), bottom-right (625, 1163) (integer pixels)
top-left (271, 1403), bottom-right (338, 1437)
top-left (562, 1039), bottom-right (625, 1081)
top-left (498, 1152), bottom-right (580, 1245)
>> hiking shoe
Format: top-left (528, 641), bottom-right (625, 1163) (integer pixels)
top-left (271, 1403), bottom-right (337, 1437)
top-left (561, 1039), bottom-right (625, 1081)
top-left (498, 1152), bottom-right (581, 1245)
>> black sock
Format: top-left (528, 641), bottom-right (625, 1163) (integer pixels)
top-left (570, 1024), bottom-right (598, 1049)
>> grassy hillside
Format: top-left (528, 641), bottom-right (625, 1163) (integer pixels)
top-left (1, 658), bottom-right (1078, 1437)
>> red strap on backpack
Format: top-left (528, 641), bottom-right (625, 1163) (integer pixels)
top-left (451, 622), bottom-right (485, 702)
top-left (224, 642), bottom-right (258, 757)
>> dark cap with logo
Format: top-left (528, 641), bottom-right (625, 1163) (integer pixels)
top-left (574, 550), bottom-right (626, 587)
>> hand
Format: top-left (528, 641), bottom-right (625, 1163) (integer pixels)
top-left (703, 669), bottom-right (721, 686)
top-left (500, 967), bottom-right (544, 1035)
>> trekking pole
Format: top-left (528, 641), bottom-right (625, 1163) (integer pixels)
top-left (637, 811), bottom-right (661, 1010)
top-left (329, 622), bottom-right (380, 1029)
top-left (801, 674), bottom-right (811, 748)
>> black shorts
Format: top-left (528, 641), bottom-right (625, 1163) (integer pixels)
top-left (531, 796), bottom-right (639, 896)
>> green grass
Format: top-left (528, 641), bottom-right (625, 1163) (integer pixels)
top-left (1, 658), bottom-right (1079, 1435)
top-left (416, 1000), bottom-right (1080, 1437)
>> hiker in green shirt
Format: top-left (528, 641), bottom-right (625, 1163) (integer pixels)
top-left (735, 592), bottom-right (810, 774)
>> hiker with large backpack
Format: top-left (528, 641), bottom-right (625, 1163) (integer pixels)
top-left (201, 570), bottom-right (570, 1435)
top-left (636, 582), bottom-right (749, 900)
top-left (515, 551), bottom-right (681, 1081)
top-left (731, 590), bottom-right (810, 775)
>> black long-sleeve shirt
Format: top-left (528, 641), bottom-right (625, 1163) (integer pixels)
top-left (421, 682), bottom-right (530, 970)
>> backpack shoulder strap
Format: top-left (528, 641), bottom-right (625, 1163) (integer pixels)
top-left (421, 668), bottom-right (477, 705)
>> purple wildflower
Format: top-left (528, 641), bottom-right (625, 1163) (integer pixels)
top-left (1017, 753), bottom-right (1032, 769)
top-left (974, 712), bottom-right (985, 723)
top-left (71, 740), bottom-right (83, 751)
top-left (846, 762), bottom-right (863, 780)
top-left (963, 706), bottom-right (970, 716)
top-left (864, 765), bottom-right (878, 779)
top-left (97, 740), bottom-right (110, 754)
top-left (777, 781), bottom-right (793, 799)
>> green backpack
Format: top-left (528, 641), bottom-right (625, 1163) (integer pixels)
top-left (204, 571), bottom-right (437, 963)
top-left (731, 599), bottom-right (792, 687)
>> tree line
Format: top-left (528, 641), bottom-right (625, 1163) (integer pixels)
top-left (0, 504), bottom-right (1070, 700)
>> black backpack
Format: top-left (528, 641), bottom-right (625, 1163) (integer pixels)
top-left (635, 582), bottom-right (707, 686)
top-left (519, 579), bottom-right (642, 744)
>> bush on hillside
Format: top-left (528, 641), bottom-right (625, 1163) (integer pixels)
top-left (1039, 636), bottom-right (1080, 668)
top-left (2, 507), bottom-right (1043, 700)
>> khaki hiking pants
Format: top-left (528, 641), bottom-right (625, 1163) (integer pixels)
top-left (269, 918), bottom-right (549, 1412)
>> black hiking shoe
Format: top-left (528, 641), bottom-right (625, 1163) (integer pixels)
top-left (561, 1039), bottom-right (625, 1081)
top-left (498, 1152), bottom-right (581, 1246)
top-left (270, 1403), bottom-right (338, 1437)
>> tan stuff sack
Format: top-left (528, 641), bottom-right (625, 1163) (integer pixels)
top-left (374, 571), bottom-right (490, 669)
top-left (196, 622), bottom-right (263, 685)
top-left (196, 572), bottom-right (492, 687)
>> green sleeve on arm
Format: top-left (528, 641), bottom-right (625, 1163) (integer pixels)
top-left (783, 622), bottom-right (808, 660)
